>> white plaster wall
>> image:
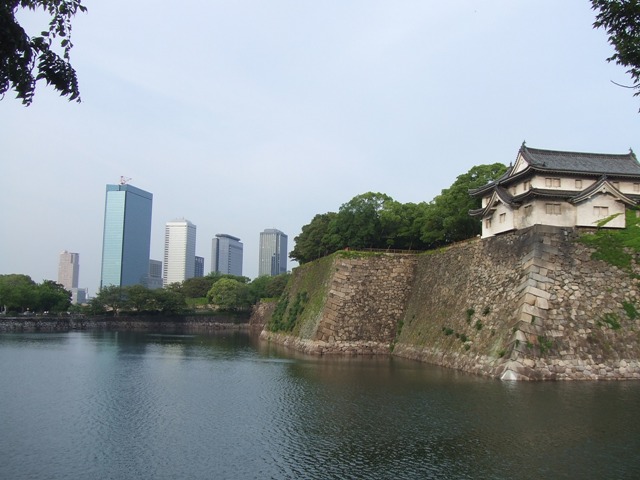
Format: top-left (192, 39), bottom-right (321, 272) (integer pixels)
top-left (481, 202), bottom-right (515, 238)
top-left (527, 175), bottom-right (595, 192)
top-left (576, 194), bottom-right (626, 228)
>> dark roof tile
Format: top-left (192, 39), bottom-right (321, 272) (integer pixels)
top-left (521, 145), bottom-right (640, 176)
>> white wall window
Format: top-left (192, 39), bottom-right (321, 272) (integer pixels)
top-left (594, 206), bottom-right (609, 217)
top-left (485, 218), bottom-right (492, 228)
top-left (524, 205), bottom-right (533, 216)
top-left (523, 180), bottom-right (531, 191)
top-left (545, 203), bottom-right (561, 215)
top-left (634, 183), bottom-right (640, 192)
top-left (499, 213), bottom-right (506, 223)
top-left (545, 178), bottom-right (561, 188)
top-left (612, 181), bottom-right (620, 190)
top-left (575, 179), bottom-right (582, 189)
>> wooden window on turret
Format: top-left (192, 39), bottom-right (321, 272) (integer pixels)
top-left (575, 179), bottom-right (582, 189)
top-left (499, 213), bottom-right (506, 223)
top-left (545, 203), bottom-right (561, 215)
top-left (545, 178), bottom-right (561, 188)
top-left (485, 218), bottom-right (492, 228)
top-left (594, 206), bottom-right (609, 217)
top-left (523, 180), bottom-right (531, 191)
top-left (634, 183), bottom-right (640, 192)
top-left (524, 205), bottom-right (533, 216)
top-left (612, 181), bottom-right (620, 190)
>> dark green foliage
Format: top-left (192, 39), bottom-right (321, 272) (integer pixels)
top-left (482, 306), bottom-right (491, 316)
top-left (442, 326), bottom-right (454, 336)
top-left (289, 213), bottom-right (340, 264)
top-left (247, 273), bottom-right (290, 304)
top-left (537, 335), bottom-right (554, 354)
top-left (465, 308), bottom-right (474, 323)
top-left (459, 333), bottom-right (468, 343)
top-left (265, 273), bottom-right (290, 298)
top-left (592, 0), bottom-right (640, 107)
top-left (420, 163), bottom-right (508, 247)
top-left (269, 296), bottom-right (290, 331)
top-left (475, 320), bottom-right (483, 331)
top-left (207, 278), bottom-right (250, 311)
top-left (290, 164), bottom-right (507, 264)
top-left (622, 301), bottom-right (638, 320)
top-left (268, 289), bottom-right (312, 333)
top-left (91, 284), bottom-right (186, 316)
top-left (181, 276), bottom-right (218, 298)
top-left (579, 210), bottom-right (640, 273)
top-left (0, 274), bottom-right (70, 313)
top-left (601, 312), bottom-right (622, 330)
top-left (1, 1), bottom-right (87, 105)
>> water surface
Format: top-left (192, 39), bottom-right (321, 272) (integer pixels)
top-left (0, 331), bottom-right (639, 479)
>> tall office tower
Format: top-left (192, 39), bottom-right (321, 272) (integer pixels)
top-left (194, 256), bottom-right (204, 278)
top-left (100, 182), bottom-right (153, 289)
top-left (211, 234), bottom-right (243, 276)
top-left (58, 251), bottom-right (79, 290)
top-left (146, 259), bottom-right (163, 290)
top-left (163, 219), bottom-right (196, 286)
top-left (258, 229), bottom-right (288, 277)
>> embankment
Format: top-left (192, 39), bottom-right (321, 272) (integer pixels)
top-left (0, 314), bottom-right (250, 333)
top-left (257, 225), bottom-right (640, 380)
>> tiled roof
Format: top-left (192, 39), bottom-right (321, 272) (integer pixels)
top-left (521, 145), bottom-right (640, 176)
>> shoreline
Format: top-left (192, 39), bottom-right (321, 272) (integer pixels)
top-left (0, 314), bottom-right (251, 333)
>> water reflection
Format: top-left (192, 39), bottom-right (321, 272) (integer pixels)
top-left (0, 331), bottom-right (639, 480)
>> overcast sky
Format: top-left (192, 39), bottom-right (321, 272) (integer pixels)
top-left (1, 1), bottom-right (639, 295)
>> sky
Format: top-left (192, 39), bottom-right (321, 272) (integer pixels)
top-left (1, 1), bottom-right (639, 296)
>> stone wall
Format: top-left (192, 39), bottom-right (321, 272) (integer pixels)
top-left (260, 252), bottom-right (416, 354)
top-left (258, 226), bottom-right (640, 380)
top-left (0, 315), bottom-right (249, 333)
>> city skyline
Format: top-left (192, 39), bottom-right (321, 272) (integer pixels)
top-left (2, 2), bottom-right (639, 295)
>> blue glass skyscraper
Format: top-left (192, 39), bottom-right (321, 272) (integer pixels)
top-left (100, 183), bottom-right (153, 289)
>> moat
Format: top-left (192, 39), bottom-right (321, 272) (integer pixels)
top-left (1, 330), bottom-right (639, 479)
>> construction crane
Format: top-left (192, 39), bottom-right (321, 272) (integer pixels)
top-left (119, 176), bottom-right (132, 185)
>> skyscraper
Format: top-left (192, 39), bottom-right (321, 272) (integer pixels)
top-left (163, 219), bottom-right (196, 286)
top-left (100, 183), bottom-right (153, 289)
top-left (146, 259), bottom-right (163, 290)
top-left (259, 229), bottom-right (287, 277)
top-left (194, 256), bottom-right (204, 278)
top-left (58, 251), bottom-right (79, 290)
top-left (211, 234), bottom-right (243, 276)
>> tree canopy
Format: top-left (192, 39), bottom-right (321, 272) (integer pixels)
top-left (1, 0), bottom-right (86, 105)
top-left (290, 163), bottom-right (507, 264)
top-left (592, 0), bottom-right (640, 106)
top-left (0, 274), bottom-right (70, 313)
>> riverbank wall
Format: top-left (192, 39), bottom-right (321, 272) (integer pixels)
top-left (257, 225), bottom-right (640, 380)
top-left (0, 314), bottom-right (250, 333)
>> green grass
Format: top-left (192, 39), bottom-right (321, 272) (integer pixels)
top-left (601, 312), bottom-right (622, 330)
top-left (579, 209), bottom-right (640, 273)
top-left (622, 301), bottom-right (639, 320)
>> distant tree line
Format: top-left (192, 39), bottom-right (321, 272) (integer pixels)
top-left (0, 271), bottom-right (290, 317)
top-left (88, 272), bottom-right (291, 316)
top-left (290, 163), bottom-right (507, 264)
top-left (0, 274), bottom-right (71, 314)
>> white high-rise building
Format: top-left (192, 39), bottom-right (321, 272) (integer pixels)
top-left (163, 219), bottom-right (196, 286)
top-left (211, 234), bottom-right (243, 276)
top-left (258, 229), bottom-right (287, 277)
top-left (58, 251), bottom-right (79, 290)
